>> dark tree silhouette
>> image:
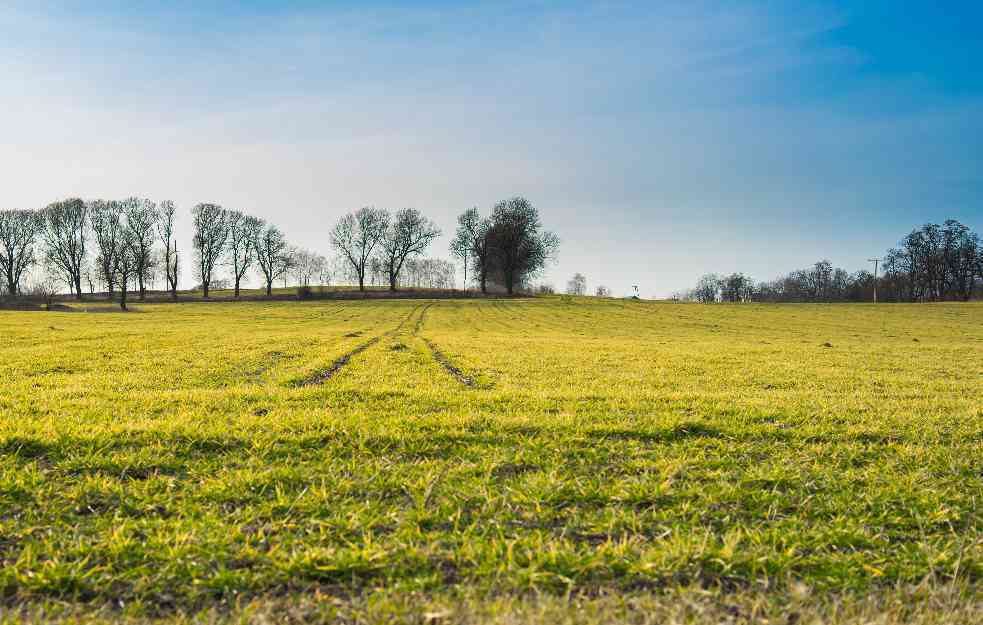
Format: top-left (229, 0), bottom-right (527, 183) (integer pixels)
top-left (330, 207), bottom-right (388, 292)
top-left (0, 208), bottom-right (43, 296)
top-left (378, 208), bottom-right (440, 291)
top-left (254, 223), bottom-right (291, 296)
top-left (191, 203), bottom-right (229, 298)
top-left (487, 197), bottom-right (558, 295)
top-left (42, 198), bottom-right (88, 299)
top-left (156, 201), bottom-right (179, 300)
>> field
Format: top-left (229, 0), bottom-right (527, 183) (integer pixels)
top-left (0, 298), bottom-right (981, 624)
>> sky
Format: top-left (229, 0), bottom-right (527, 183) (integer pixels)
top-left (1, 1), bottom-right (981, 297)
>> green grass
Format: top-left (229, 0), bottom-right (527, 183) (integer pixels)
top-left (0, 298), bottom-right (980, 623)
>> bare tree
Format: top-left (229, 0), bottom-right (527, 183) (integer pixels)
top-left (449, 207), bottom-right (478, 291)
top-left (114, 227), bottom-right (139, 311)
top-left (595, 285), bottom-right (611, 298)
top-left (566, 273), bottom-right (587, 295)
top-left (314, 254), bottom-right (332, 287)
top-left (720, 272), bottom-right (755, 302)
top-left (693, 273), bottom-right (721, 303)
top-left (253, 223), bottom-right (291, 296)
top-left (122, 198), bottom-right (159, 300)
top-left (378, 208), bottom-right (440, 291)
top-left (330, 207), bottom-right (389, 291)
top-left (226, 210), bottom-right (263, 298)
top-left (291, 248), bottom-right (327, 288)
top-left (156, 201), bottom-right (179, 300)
top-left (487, 197), bottom-right (558, 295)
top-left (42, 198), bottom-right (88, 299)
top-left (0, 208), bottom-right (44, 296)
top-left (451, 207), bottom-right (495, 294)
top-left (89, 200), bottom-right (124, 295)
top-left (191, 203), bottom-right (229, 298)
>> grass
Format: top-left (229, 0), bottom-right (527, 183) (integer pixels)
top-left (0, 298), bottom-right (980, 623)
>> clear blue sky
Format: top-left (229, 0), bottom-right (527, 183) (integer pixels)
top-left (1, 1), bottom-right (980, 296)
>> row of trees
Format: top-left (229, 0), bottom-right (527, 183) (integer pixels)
top-left (329, 207), bottom-right (441, 292)
top-left (681, 220), bottom-right (982, 303)
top-left (0, 198), bottom-right (174, 307)
top-left (356, 257), bottom-right (455, 290)
top-left (2, 195), bottom-right (557, 305)
top-left (0, 199), bottom-right (304, 305)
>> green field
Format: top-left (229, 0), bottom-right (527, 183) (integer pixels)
top-left (1, 298), bottom-right (981, 623)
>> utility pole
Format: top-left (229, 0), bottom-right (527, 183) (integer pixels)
top-left (868, 258), bottom-right (880, 303)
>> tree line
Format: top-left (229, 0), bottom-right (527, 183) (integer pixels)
top-left (0, 195), bottom-right (557, 307)
top-left (680, 219), bottom-right (983, 303)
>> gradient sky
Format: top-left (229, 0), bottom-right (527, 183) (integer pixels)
top-left (2, 1), bottom-right (981, 297)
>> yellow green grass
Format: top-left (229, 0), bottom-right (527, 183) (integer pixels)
top-left (0, 298), bottom-right (980, 623)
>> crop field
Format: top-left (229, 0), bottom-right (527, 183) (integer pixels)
top-left (0, 298), bottom-right (981, 624)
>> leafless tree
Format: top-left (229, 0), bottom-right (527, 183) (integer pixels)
top-left (0, 208), bottom-right (44, 296)
top-left (89, 200), bottom-right (124, 295)
top-left (226, 210), bottom-right (263, 298)
top-left (720, 272), bottom-right (755, 302)
top-left (451, 207), bottom-right (495, 293)
top-left (253, 223), bottom-right (291, 296)
top-left (378, 208), bottom-right (440, 291)
top-left (122, 198), bottom-right (159, 300)
top-left (314, 254), bottom-right (332, 287)
top-left (25, 273), bottom-right (60, 308)
top-left (449, 207), bottom-right (477, 290)
top-left (402, 257), bottom-right (455, 289)
top-left (114, 227), bottom-right (139, 311)
top-left (191, 203), bottom-right (229, 298)
top-left (595, 285), bottom-right (611, 297)
top-left (42, 198), bottom-right (88, 299)
top-left (156, 201), bottom-right (179, 300)
top-left (330, 207), bottom-right (389, 291)
top-left (291, 248), bottom-right (327, 288)
top-left (487, 197), bottom-right (558, 295)
top-left (368, 257), bottom-right (385, 287)
top-left (566, 273), bottom-right (587, 295)
top-left (693, 273), bottom-right (721, 303)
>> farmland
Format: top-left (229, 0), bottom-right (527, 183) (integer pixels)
top-left (0, 298), bottom-right (981, 624)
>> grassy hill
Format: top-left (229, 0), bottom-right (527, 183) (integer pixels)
top-left (0, 298), bottom-right (980, 623)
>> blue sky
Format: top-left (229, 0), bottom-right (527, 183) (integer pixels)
top-left (1, 1), bottom-right (980, 296)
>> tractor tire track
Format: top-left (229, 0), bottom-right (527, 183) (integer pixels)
top-left (414, 302), bottom-right (489, 389)
top-left (292, 306), bottom-right (420, 387)
top-left (421, 337), bottom-right (481, 388)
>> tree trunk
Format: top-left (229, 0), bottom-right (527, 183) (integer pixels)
top-left (171, 242), bottom-right (179, 301)
top-left (120, 284), bottom-right (128, 311)
top-left (234, 277), bottom-right (241, 299)
top-left (266, 280), bottom-right (273, 296)
top-left (74, 275), bottom-right (83, 299)
top-left (138, 275), bottom-right (146, 300)
top-left (203, 282), bottom-right (209, 298)
top-left (389, 274), bottom-right (397, 292)
top-left (359, 274), bottom-right (365, 292)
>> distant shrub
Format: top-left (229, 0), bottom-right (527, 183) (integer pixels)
top-left (297, 286), bottom-right (314, 300)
